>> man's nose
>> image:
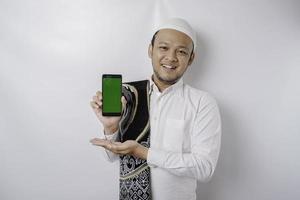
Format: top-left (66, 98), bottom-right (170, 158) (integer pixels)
top-left (166, 50), bottom-right (178, 62)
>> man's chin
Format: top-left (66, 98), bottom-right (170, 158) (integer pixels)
top-left (153, 71), bottom-right (180, 85)
top-left (158, 76), bottom-right (178, 85)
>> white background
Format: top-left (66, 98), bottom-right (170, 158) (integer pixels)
top-left (1, 0), bottom-right (299, 199)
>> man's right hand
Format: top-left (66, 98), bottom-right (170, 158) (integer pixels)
top-left (90, 91), bottom-right (127, 134)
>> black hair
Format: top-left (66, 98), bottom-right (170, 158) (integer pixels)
top-left (151, 31), bottom-right (159, 47)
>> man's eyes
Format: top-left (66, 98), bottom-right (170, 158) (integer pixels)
top-left (158, 47), bottom-right (188, 55)
top-left (159, 46), bottom-right (168, 50)
top-left (178, 50), bottom-right (188, 55)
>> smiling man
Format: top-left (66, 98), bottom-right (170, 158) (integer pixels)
top-left (150, 28), bottom-right (194, 90)
top-left (90, 18), bottom-right (221, 200)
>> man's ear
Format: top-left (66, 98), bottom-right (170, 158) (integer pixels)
top-left (188, 52), bottom-right (195, 66)
top-left (148, 44), bottom-right (153, 58)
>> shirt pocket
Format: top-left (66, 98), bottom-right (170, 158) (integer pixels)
top-left (162, 118), bottom-right (185, 152)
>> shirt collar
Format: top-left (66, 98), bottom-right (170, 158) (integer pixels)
top-left (149, 75), bottom-right (184, 96)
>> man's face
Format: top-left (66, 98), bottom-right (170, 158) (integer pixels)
top-left (148, 29), bottom-right (194, 88)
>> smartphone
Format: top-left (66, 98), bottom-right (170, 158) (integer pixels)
top-left (102, 74), bottom-right (122, 116)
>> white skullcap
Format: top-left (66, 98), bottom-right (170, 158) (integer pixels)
top-left (154, 18), bottom-right (197, 51)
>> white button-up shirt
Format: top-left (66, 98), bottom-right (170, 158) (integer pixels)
top-left (103, 78), bottom-right (222, 200)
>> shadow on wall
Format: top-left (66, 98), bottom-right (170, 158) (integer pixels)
top-left (184, 32), bottom-right (242, 199)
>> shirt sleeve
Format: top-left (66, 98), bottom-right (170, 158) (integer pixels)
top-left (147, 93), bottom-right (221, 182)
top-left (101, 130), bottom-right (120, 162)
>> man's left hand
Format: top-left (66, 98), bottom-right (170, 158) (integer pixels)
top-left (90, 138), bottom-right (148, 160)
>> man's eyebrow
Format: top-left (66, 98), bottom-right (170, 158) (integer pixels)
top-left (158, 42), bottom-right (189, 49)
top-left (177, 46), bottom-right (189, 50)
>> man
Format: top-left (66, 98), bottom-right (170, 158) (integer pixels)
top-left (90, 18), bottom-right (221, 200)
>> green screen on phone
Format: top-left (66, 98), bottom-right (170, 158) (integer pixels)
top-left (102, 75), bottom-right (122, 116)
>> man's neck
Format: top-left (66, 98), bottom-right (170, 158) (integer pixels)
top-left (152, 75), bottom-right (174, 92)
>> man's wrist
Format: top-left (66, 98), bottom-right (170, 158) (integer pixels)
top-left (104, 126), bottom-right (119, 135)
top-left (134, 144), bottom-right (148, 160)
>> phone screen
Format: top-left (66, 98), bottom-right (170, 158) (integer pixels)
top-left (102, 74), bottom-right (122, 116)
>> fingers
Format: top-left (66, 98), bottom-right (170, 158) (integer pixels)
top-left (96, 91), bottom-right (102, 97)
top-left (90, 91), bottom-right (102, 110)
top-left (94, 91), bottom-right (102, 105)
top-left (90, 101), bottom-right (99, 109)
top-left (90, 138), bottom-right (131, 154)
top-left (90, 138), bottom-right (112, 149)
top-left (90, 138), bottom-right (108, 144)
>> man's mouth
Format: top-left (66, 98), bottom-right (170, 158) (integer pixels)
top-left (162, 64), bottom-right (176, 70)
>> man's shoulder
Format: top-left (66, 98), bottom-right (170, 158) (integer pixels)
top-left (183, 83), bottom-right (218, 106)
top-left (183, 83), bottom-right (208, 98)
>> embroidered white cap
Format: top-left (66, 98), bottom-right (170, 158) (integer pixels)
top-left (154, 18), bottom-right (197, 52)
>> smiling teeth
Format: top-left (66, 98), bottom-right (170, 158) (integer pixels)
top-left (163, 65), bottom-right (175, 69)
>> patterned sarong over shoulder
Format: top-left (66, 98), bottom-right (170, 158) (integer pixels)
top-left (117, 80), bottom-right (152, 200)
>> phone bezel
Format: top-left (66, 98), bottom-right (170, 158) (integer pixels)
top-left (102, 74), bottom-right (122, 116)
